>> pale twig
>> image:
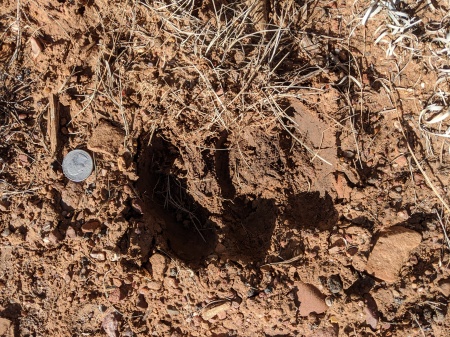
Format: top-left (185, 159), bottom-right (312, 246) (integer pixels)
top-left (8, 0), bottom-right (22, 68)
top-left (410, 311), bottom-right (426, 337)
top-left (435, 210), bottom-right (450, 250)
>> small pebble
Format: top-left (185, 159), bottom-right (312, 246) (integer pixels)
top-left (247, 289), bottom-right (257, 297)
top-left (112, 278), bottom-right (122, 287)
top-left (147, 281), bottom-right (162, 291)
top-left (231, 301), bottom-right (240, 309)
top-left (108, 287), bottom-right (125, 303)
top-left (1, 228), bottom-right (11, 237)
top-left (123, 185), bottom-right (133, 195)
top-left (264, 286), bottom-right (273, 294)
top-left (65, 226), bottom-right (77, 239)
top-left (433, 309), bottom-right (445, 323)
top-left (47, 231), bottom-right (61, 244)
top-left (166, 305), bottom-right (180, 316)
top-left (325, 296), bottom-right (334, 307)
top-left (90, 251), bottom-right (106, 261)
top-left (342, 150), bottom-right (355, 159)
top-left (327, 275), bottom-right (343, 294)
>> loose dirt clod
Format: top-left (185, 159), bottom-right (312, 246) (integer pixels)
top-left (87, 120), bottom-right (125, 156)
top-left (0, 318), bottom-right (13, 337)
top-left (307, 327), bottom-right (338, 337)
top-left (149, 253), bottom-right (167, 280)
top-left (437, 279), bottom-right (450, 297)
top-left (81, 220), bottom-right (101, 233)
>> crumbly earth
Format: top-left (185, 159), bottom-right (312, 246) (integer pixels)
top-left (1, 0), bottom-right (450, 336)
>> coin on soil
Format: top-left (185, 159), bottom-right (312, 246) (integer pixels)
top-left (62, 149), bottom-right (93, 182)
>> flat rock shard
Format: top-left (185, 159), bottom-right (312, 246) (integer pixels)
top-left (365, 226), bottom-right (422, 283)
top-left (296, 282), bottom-right (328, 317)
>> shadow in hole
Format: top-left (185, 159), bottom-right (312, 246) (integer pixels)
top-left (135, 134), bottom-right (341, 267)
top-left (220, 196), bottom-right (277, 263)
top-left (265, 192), bottom-right (338, 262)
top-left (136, 134), bottom-right (217, 268)
top-left (214, 130), bottom-right (236, 199)
top-left (0, 303), bottom-right (21, 337)
top-left (286, 192), bottom-right (338, 231)
top-left (345, 271), bottom-right (376, 296)
top-left (405, 212), bottom-right (435, 231)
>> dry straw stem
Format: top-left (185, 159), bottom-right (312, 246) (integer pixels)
top-left (435, 210), bottom-right (450, 251)
top-left (388, 82), bottom-right (450, 214)
top-left (137, 0), bottom-right (334, 165)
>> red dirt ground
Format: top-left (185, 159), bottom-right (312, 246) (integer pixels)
top-left (1, 0), bottom-right (450, 336)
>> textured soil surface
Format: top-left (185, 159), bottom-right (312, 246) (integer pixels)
top-left (1, 0), bottom-right (450, 336)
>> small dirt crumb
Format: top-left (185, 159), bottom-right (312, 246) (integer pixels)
top-left (131, 199), bottom-right (144, 214)
top-left (30, 36), bottom-right (43, 58)
top-left (47, 230), bottom-right (61, 244)
top-left (437, 279), bottom-right (450, 297)
top-left (149, 253), bottom-right (167, 280)
top-left (112, 278), bottom-right (122, 287)
top-left (365, 226), bottom-right (421, 283)
top-left (296, 282), bottom-right (328, 317)
top-left (147, 281), bottom-right (162, 291)
top-left (123, 184), bottom-right (133, 195)
top-left (108, 287), bottom-right (126, 304)
top-left (81, 220), bottom-right (101, 233)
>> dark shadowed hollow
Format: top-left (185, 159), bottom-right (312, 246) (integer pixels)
top-left (136, 133), bottom-right (339, 268)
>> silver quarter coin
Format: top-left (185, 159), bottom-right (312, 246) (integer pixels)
top-left (62, 149), bottom-right (93, 182)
